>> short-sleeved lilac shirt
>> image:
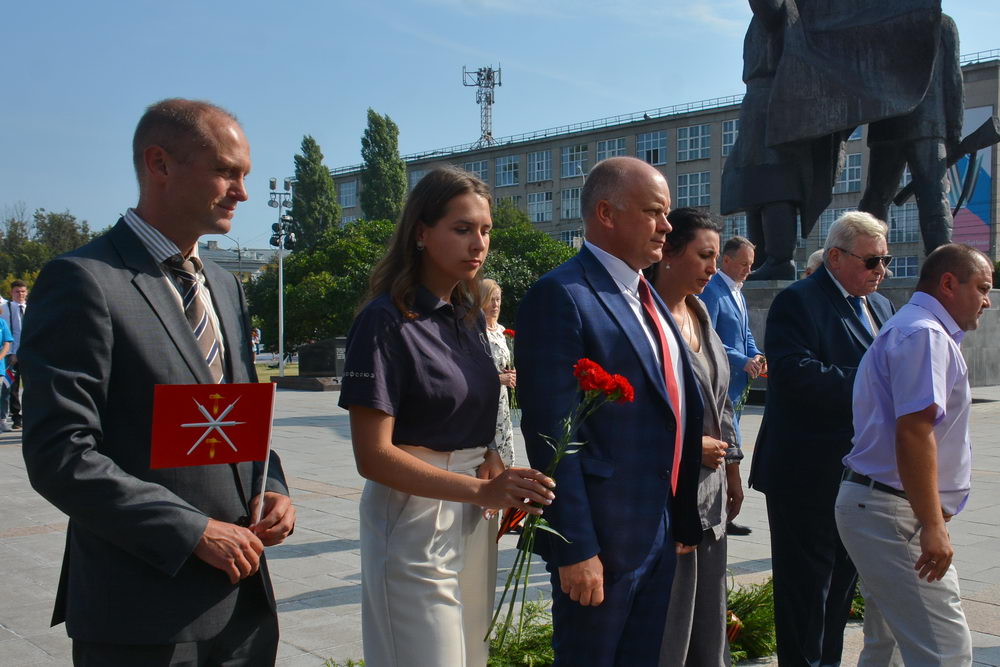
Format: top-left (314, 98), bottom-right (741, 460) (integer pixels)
top-left (338, 286), bottom-right (500, 452)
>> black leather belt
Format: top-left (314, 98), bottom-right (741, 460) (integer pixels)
top-left (843, 469), bottom-right (907, 499)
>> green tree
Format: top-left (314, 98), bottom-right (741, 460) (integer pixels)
top-left (32, 208), bottom-right (94, 256)
top-left (360, 109), bottom-right (406, 223)
top-left (245, 218), bottom-right (394, 350)
top-left (485, 200), bottom-right (576, 324)
top-left (289, 135), bottom-right (340, 251)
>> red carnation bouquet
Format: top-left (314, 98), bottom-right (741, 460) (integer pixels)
top-left (488, 358), bottom-right (634, 648)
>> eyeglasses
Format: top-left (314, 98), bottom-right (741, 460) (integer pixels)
top-left (836, 247), bottom-right (893, 270)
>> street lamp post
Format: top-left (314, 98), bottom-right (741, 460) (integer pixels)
top-left (268, 178), bottom-right (296, 377)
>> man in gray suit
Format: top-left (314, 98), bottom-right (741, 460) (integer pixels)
top-left (21, 98), bottom-right (295, 665)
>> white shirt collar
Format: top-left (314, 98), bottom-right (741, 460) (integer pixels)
top-left (584, 240), bottom-right (642, 295)
top-left (124, 209), bottom-right (201, 265)
top-left (718, 270), bottom-right (741, 292)
top-left (827, 266), bottom-right (864, 302)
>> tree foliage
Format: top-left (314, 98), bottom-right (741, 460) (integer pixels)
top-left (360, 109), bottom-right (407, 223)
top-left (245, 218), bottom-right (394, 350)
top-left (0, 204), bottom-right (95, 287)
top-left (289, 135), bottom-right (340, 251)
top-left (484, 200), bottom-right (576, 325)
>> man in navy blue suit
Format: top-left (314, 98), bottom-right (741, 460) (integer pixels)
top-left (516, 157), bottom-right (704, 666)
top-left (749, 211), bottom-right (896, 667)
top-left (700, 236), bottom-right (765, 536)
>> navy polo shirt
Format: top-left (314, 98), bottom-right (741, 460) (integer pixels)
top-left (338, 286), bottom-right (500, 452)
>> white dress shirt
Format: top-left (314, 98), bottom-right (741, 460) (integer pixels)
top-left (584, 241), bottom-right (685, 429)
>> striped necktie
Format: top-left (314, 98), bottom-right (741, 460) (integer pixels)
top-left (166, 256), bottom-right (226, 383)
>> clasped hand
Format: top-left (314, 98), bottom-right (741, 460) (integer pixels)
top-left (194, 492), bottom-right (296, 584)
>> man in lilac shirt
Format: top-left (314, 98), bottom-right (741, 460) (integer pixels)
top-left (836, 244), bottom-right (992, 665)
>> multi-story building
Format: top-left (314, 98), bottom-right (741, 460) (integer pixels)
top-left (331, 51), bottom-right (999, 275)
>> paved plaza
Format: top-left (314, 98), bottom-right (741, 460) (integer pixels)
top-left (1, 387), bottom-right (999, 665)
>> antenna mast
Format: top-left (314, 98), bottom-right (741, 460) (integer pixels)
top-left (462, 65), bottom-right (502, 148)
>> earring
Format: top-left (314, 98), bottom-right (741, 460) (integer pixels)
top-left (416, 241), bottom-right (425, 251)
top-left (663, 263), bottom-right (671, 270)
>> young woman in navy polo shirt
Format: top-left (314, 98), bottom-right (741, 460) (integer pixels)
top-left (339, 166), bottom-right (555, 666)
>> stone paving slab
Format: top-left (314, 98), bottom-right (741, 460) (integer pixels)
top-left (2, 387), bottom-right (999, 665)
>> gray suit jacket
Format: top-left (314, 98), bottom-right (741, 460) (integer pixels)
top-left (687, 295), bottom-right (740, 539)
top-left (21, 220), bottom-right (288, 644)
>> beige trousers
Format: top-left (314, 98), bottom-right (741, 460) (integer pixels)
top-left (360, 445), bottom-right (496, 667)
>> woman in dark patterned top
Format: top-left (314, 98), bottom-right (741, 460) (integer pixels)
top-left (338, 166), bottom-right (555, 667)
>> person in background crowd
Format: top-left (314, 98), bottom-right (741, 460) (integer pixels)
top-left (480, 278), bottom-right (516, 468)
top-left (698, 236), bottom-right (762, 537)
top-left (21, 98), bottom-right (295, 665)
top-left (339, 166), bottom-right (555, 667)
top-left (517, 157), bottom-right (704, 665)
top-left (0, 316), bottom-right (13, 433)
top-left (837, 244), bottom-right (990, 665)
top-left (649, 208), bottom-right (743, 667)
top-left (1, 280), bottom-right (28, 429)
top-left (749, 211), bottom-right (895, 667)
top-left (803, 249), bottom-right (824, 277)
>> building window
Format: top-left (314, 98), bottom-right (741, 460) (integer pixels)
top-left (338, 180), bottom-right (357, 209)
top-left (636, 131), bottom-right (667, 165)
top-left (557, 228), bottom-right (583, 246)
top-left (677, 124), bottom-right (711, 161)
top-left (561, 144), bottom-right (588, 178)
top-left (561, 187), bottom-right (581, 220)
top-left (818, 207), bottom-right (856, 240)
top-left (848, 126), bottom-right (864, 141)
top-left (494, 194), bottom-right (522, 208)
top-left (722, 119), bottom-right (739, 157)
top-left (526, 150), bottom-right (551, 182)
top-left (408, 169), bottom-right (427, 190)
top-left (893, 255), bottom-right (919, 278)
top-left (597, 137), bottom-right (626, 161)
top-left (342, 214), bottom-right (358, 223)
top-left (527, 192), bottom-right (553, 223)
top-left (833, 153), bottom-right (862, 194)
top-left (496, 155), bottom-right (520, 187)
top-left (464, 160), bottom-right (488, 183)
top-left (723, 214), bottom-right (747, 239)
top-left (676, 172), bottom-right (711, 207)
top-left (899, 165), bottom-right (912, 188)
top-left (888, 202), bottom-right (919, 243)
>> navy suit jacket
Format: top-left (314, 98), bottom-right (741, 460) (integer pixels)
top-left (748, 264), bottom-right (895, 498)
top-left (515, 246), bottom-right (704, 574)
top-left (699, 273), bottom-right (762, 404)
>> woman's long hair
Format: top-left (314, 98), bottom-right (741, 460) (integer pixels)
top-left (363, 166), bottom-right (491, 321)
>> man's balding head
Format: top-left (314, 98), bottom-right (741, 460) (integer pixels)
top-left (582, 157), bottom-right (672, 271)
top-left (132, 98), bottom-right (240, 188)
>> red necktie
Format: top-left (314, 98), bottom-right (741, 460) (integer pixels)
top-left (637, 277), bottom-right (683, 495)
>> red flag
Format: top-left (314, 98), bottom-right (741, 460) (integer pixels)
top-left (150, 383), bottom-right (275, 469)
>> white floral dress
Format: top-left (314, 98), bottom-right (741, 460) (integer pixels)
top-left (485, 324), bottom-right (515, 467)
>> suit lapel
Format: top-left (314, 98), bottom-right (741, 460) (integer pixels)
top-left (109, 220), bottom-right (214, 384)
top-left (814, 265), bottom-right (874, 348)
top-left (578, 248), bottom-right (671, 405)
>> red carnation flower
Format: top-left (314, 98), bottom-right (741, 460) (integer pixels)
top-left (608, 374), bottom-right (635, 403)
top-left (503, 328), bottom-right (515, 338)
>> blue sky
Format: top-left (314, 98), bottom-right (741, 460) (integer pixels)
top-left (3, 0), bottom-right (997, 249)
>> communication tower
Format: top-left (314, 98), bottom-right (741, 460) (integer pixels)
top-left (463, 65), bottom-right (502, 147)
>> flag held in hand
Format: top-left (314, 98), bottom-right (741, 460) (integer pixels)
top-left (151, 383), bottom-right (275, 469)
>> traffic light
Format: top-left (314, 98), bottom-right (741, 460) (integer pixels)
top-left (269, 235), bottom-right (281, 247)
top-left (284, 233), bottom-right (297, 250)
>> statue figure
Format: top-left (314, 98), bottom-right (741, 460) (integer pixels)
top-left (857, 14), bottom-right (963, 255)
top-left (724, 0), bottom-right (964, 277)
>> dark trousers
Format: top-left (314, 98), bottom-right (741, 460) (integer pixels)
top-left (8, 361), bottom-right (20, 424)
top-left (549, 510), bottom-right (676, 666)
top-left (72, 582), bottom-right (278, 666)
top-left (767, 492), bottom-right (857, 667)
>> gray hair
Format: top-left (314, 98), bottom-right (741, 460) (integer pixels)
top-left (806, 249), bottom-right (825, 273)
top-left (722, 235), bottom-right (754, 257)
top-left (823, 211), bottom-right (888, 263)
